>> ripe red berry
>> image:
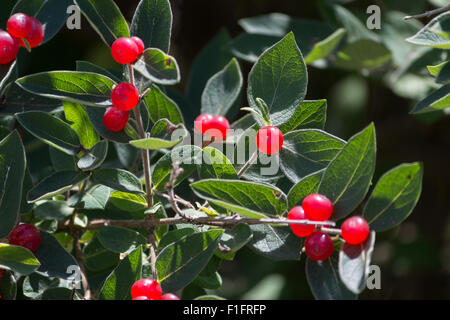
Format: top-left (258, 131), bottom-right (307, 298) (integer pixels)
top-left (341, 216), bottom-right (370, 245)
top-left (302, 194), bottom-right (333, 221)
top-left (131, 36), bottom-right (144, 55)
top-left (103, 107), bottom-right (129, 132)
top-left (0, 30), bottom-right (19, 64)
top-left (304, 231), bottom-right (334, 261)
top-left (18, 17), bottom-right (44, 48)
top-left (131, 279), bottom-right (162, 300)
top-left (161, 293), bottom-right (180, 300)
top-left (287, 206), bottom-right (315, 237)
top-left (133, 296), bottom-right (152, 300)
top-left (7, 13), bottom-right (33, 38)
top-left (111, 37), bottom-right (139, 64)
top-left (204, 115), bottom-right (230, 140)
top-left (256, 126), bottom-right (283, 155)
top-left (111, 83), bottom-right (139, 111)
top-left (8, 223), bottom-right (42, 252)
top-left (194, 113), bottom-right (213, 134)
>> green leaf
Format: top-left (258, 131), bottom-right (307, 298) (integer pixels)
top-left (34, 231), bottom-right (78, 279)
top-left (428, 61), bottom-right (447, 76)
top-left (152, 145), bottom-right (202, 191)
top-left (76, 60), bottom-right (122, 83)
top-left (363, 163), bottom-right (423, 232)
top-left (143, 85), bottom-right (184, 124)
top-left (12, 0), bottom-right (73, 45)
top-left (133, 48), bottom-right (180, 85)
top-left (0, 61), bottom-right (16, 95)
top-left (406, 11), bottom-right (450, 49)
top-left (287, 169), bottom-right (324, 210)
top-left (22, 273), bottom-right (58, 299)
top-left (248, 32), bottom-right (307, 127)
top-left (280, 129), bottom-right (345, 183)
top-left (83, 236), bottom-right (119, 272)
top-left (153, 203), bottom-right (168, 243)
top-left (248, 224), bottom-right (302, 260)
top-left (49, 147), bottom-right (77, 172)
top-left (34, 200), bottom-right (74, 221)
top-left (99, 246), bottom-right (143, 300)
top-left (216, 223), bottom-right (253, 260)
top-left (410, 85), bottom-right (450, 114)
top-left (109, 191), bottom-right (147, 212)
top-left (0, 244), bottom-right (40, 275)
top-left (130, 0), bottom-right (172, 53)
top-left (130, 121), bottom-right (187, 150)
top-left (156, 229), bottom-right (224, 292)
top-left (193, 256), bottom-right (222, 290)
top-left (306, 253), bottom-right (357, 300)
top-left (335, 40), bottom-right (392, 71)
top-left (68, 185), bottom-right (112, 210)
top-left (16, 71), bottom-right (116, 107)
top-left (435, 60), bottom-right (450, 84)
top-left (187, 29), bottom-right (232, 108)
top-left (194, 295), bottom-right (226, 300)
top-left (77, 140), bottom-right (109, 171)
top-left (64, 102), bottom-right (99, 149)
top-left (198, 147), bottom-right (238, 180)
top-left (0, 131), bottom-right (26, 237)
top-left (304, 28), bottom-right (346, 64)
top-left (279, 100), bottom-right (327, 134)
top-left (0, 83), bottom-right (62, 115)
top-left (92, 168), bottom-right (143, 194)
top-left (158, 228), bottom-right (196, 250)
top-left (16, 111), bottom-right (81, 155)
top-left (339, 231), bottom-right (376, 294)
top-left (97, 226), bottom-right (146, 254)
top-left (0, 270), bottom-right (17, 300)
top-left (28, 171), bottom-right (89, 203)
top-left (20, 167), bottom-right (34, 214)
top-left (318, 124), bottom-right (376, 220)
top-left (201, 58), bottom-right (243, 116)
top-left (41, 287), bottom-right (74, 300)
top-left (74, 0), bottom-right (130, 46)
top-left (191, 179), bottom-right (287, 219)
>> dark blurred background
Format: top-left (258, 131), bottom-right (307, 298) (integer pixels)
top-left (2, 0), bottom-right (449, 299)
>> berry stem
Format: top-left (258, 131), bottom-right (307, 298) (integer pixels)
top-left (237, 150), bottom-right (258, 178)
top-left (320, 226), bottom-right (342, 235)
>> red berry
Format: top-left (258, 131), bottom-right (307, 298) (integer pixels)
top-left (194, 113), bottom-right (213, 134)
top-left (7, 13), bottom-right (33, 38)
top-left (0, 30), bottom-right (19, 64)
top-left (133, 296), bottom-right (152, 300)
top-left (131, 36), bottom-right (144, 55)
top-left (341, 216), bottom-right (370, 245)
top-left (204, 115), bottom-right (230, 140)
top-left (103, 107), bottom-right (129, 132)
top-left (111, 37), bottom-right (139, 64)
top-left (8, 223), bottom-right (42, 252)
top-left (304, 231), bottom-right (334, 261)
top-left (131, 279), bottom-right (162, 300)
top-left (303, 194), bottom-right (333, 221)
top-left (111, 83), bottom-right (139, 111)
top-left (287, 206), bottom-right (315, 237)
top-left (18, 17), bottom-right (44, 48)
top-left (256, 126), bottom-right (283, 155)
top-left (161, 293), bottom-right (180, 300)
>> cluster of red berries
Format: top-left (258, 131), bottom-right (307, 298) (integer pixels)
top-left (0, 13), bottom-right (44, 64)
top-left (288, 194), bottom-right (370, 261)
top-left (103, 36), bottom-right (145, 132)
top-left (7, 223), bottom-right (42, 252)
top-left (131, 278), bottom-right (180, 300)
top-left (194, 114), bottom-right (284, 154)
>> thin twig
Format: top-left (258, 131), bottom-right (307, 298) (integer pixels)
top-left (404, 4), bottom-right (450, 20)
top-left (73, 233), bottom-right (91, 300)
top-left (166, 162), bottom-right (193, 221)
top-left (237, 150), bottom-right (258, 178)
top-left (154, 190), bottom-right (195, 209)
